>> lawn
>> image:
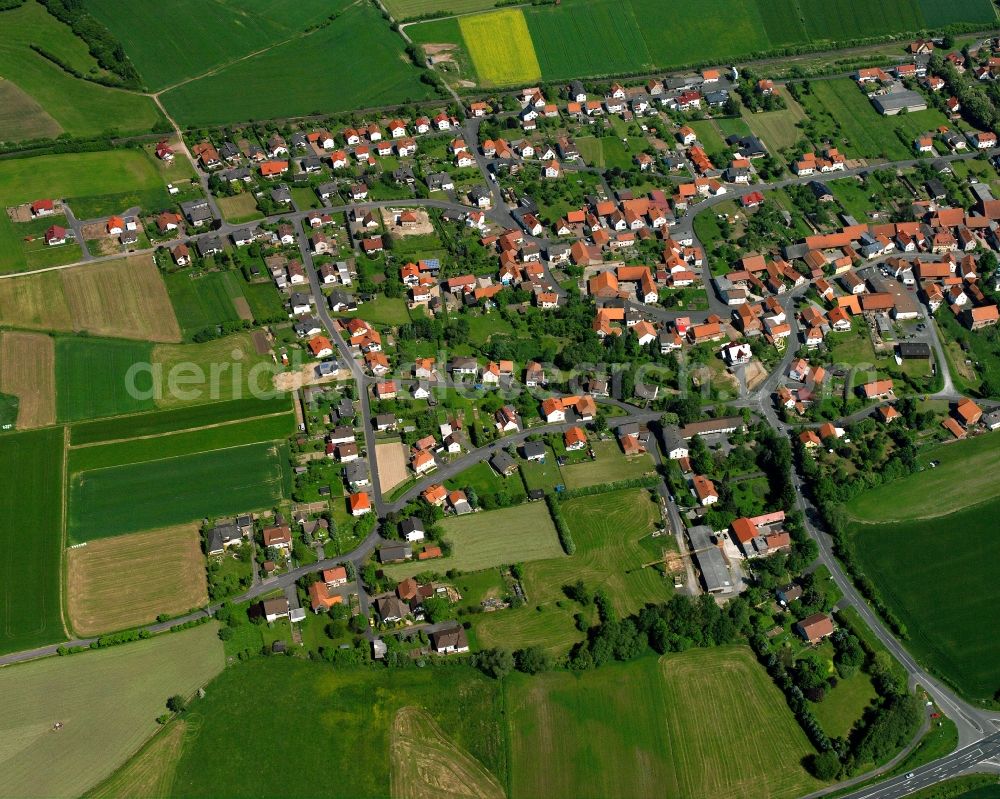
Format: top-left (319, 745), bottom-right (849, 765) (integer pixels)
top-left (164, 269), bottom-right (247, 339)
top-left (83, 0), bottom-right (345, 91)
top-left (0, 2), bottom-right (162, 141)
top-left (68, 441), bottom-right (290, 542)
top-left (160, 3), bottom-right (434, 125)
top-left (0, 150), bottom-right (167, 274)
top-left (0, 624), bottom-right (223, 799)
top-left (446, 460), bottom-right (526, 505)
top-left (333, 294), bottom-right (410, 326)
top-left (847, 498), bottom-right (1000, 702)
top-left (66, 524), bottom-right (208, 636)
top-left (689, 120), bottom-right (729, 159)
top-left (381, 501), bottom-right (563, 579)
top-left (168, 659), bottom-right (506, 798)
top-left (459, 9), bottom-right (541, 86)
top-left (811, 666), bottom-right (878, 739)
top-left (0, 426), bottom-right (65, 655)
top-left (559, 438), bottom-right (655, 489)
top-left (574, 135), bottom-right (637, 170)
top-left (505, 647), bottom-right (821, 799)
top-left (70, 395), bottom-right (292, 444)
top-left (67, 412), bottom-right (294, 473)
top-left (845, 431), bottom-right (1000, 522)
top-left (519, 446), bottom-right (564, 492)
top-left (56, 336), bottom-right (155, 422)
top-left (475, 489), bottom-right (670, 653)
top-left (216, 192), bottom-right (263, 224)
top-left (742, 95), bottom-right (808, 152)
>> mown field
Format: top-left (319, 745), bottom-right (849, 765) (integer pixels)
top-left (506, 647), bottom-right (820, 799)
top-left (382, 501), bottom-right (563, 579)
top-left (0, 426), bottom-right (64, 655)
top-left (159, 2), bottom-right (435, 126)
top-left (164, 270), bottom-right (248, 340)
top-left (848, 497), bottom-right (1000, 702)
top-left (69, 395), bottom-right (291, 444)
top-left (67, 412), bottom-right (294, 473)
top-left (0, 331), bottom-right (55, 428)
top-left (68, 441), bottom-right (290, 542)
top-left (168, 659), bottom-right (507, 798)
top-left (409, 0), bottom-right (995, 86)
top-left (559, 439), bottom-right (655, 489)
top-left (0, 151), bottom-right (168, 274)
top-left (83, 0), bottom-right (347, 91)
top-left (0, 1), bottom-right (162, 142)
top-left (743, 94), bottom-right (809, 151)
top-left (0, 77), bottom-right (61, 142)
top-left (56, 336), bottom-right (155, 422)
top-left (459, 9), bottom-right (540, 86)
top-left (67, 524), bottom-right (208, 636)
top-left (0, 624), bottom-right (223, 799)
top-left (85, 722), bottom-right (190, 799)
top-left (475, 488), bottom-right (670, 654)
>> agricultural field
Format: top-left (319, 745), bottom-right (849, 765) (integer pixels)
top-left (0, 331), bottom-right (55, 428)
top-left (387, 0), bottom-right (498, 18)
top-left (848, 495), bottom-right (1000, 701)
top-left (55, 336), bottom-right (155, 422)
top-left (381, 501), bottom-right (563, 580)
top-left (0, 1), bottom-right (162, 141)
top-left (797, 0), bottom-right (922, 42)
top-left (85, 722), bottom-right (189, 799)
top-left (164, 269), bottom-right (248, 339)
top-left (67, 412), bottom-right (294, 473)
top-left (0, 150), bottom-right (168, 274)
top-left (168, 659), bottom-right (506, 798)
top-left (69, 395), bottom-right (292, 445)
top-left (560, 438), bottom-right (654, 489)
top-left (66, 524), bottom-right (208, 636)
top-left (391, 707), bottom-right (506, 799)
top-left (0, 624), bottom-right (223, 799)
top-left (797, 78), bottom-right (949, 162)
top-left (919, 0), bottom-right (996, 26)
top-left (159, 3), bottom-right (435, 126)
top-left (0, 78), bottom-right (61, 142)
top-left (475, 488), bottom-right (669, 653)
top-left (83, 0), bottom-right (346, 91)
top-left (0, 426), bottom-right (65, 655)
top-left (743, 95), bottom-right (809, 152)
top-left (459, 9), bottom-right (540, 86)
top-left (505, 647), bottom-right (820, 799)
top-left (68, 441), bottom-right (290, 542)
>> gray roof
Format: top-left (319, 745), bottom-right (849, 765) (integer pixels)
top-left (197, 235), bottom-right (225, 256)
top-left (345, 460), bottom-right (369, 484)
top-left (400, 518), bottom-right (425, 535)
top-left (378, 544), bottom-right (412, 564)
top-left (521, 441), bottom-right (546, 459)
top-left (489, 450), bottom-right (516, 474)
top-left (688, 525), bottom-right (732, 593)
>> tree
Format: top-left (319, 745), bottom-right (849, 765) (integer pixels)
top-left (166, 695), bottom-right (187, 713)
top-left (514, 646), bottom-right (551, 674)
top-left (807, 750), bottom-right (841, 780)
top-left (472, 647), bottom-right (514, 679)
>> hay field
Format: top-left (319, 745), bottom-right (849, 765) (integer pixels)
top-left (0, 331), bottom-right (55, 428)
top-left (67, 524), bottom-right (208, 636)
top-left (0, 78), bottom-right (61, 142)
top-left (85, 721), bottom-right (187, 799)
top-left (459, 10), bottom-right (540, 86)
top-left (376, 441), bottom-right (409, 492)
top-left (0, 623), bottom-right (223, 799)
top-left (391, 707), bottom-right (505, 799)
top-left (506, 647), bottom-right (820, 799)
top-left (61, 256), bottom-right (181, 342)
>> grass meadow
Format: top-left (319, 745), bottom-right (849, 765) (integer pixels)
top-left (505, 647), bottom-right (820, 799)
top-left (0, 2), bottom-right (162, 141)
top-left (0, 624), bottom-right (223, 799)
top-left (0, 78), bottom-right (61, 141)
top-left (164, 270), bottom-right (247, 340)
top-left (475, 488), bottom-right (671, 654)
top-left (160, 3), bottom-right (434, 126)
top-left (68, 441), bottom-right (290, 542)
top-left (168, 659), bottom-right (506, 798)
top-left (847, 498), bottom-right (1000, 701)
top-left (559, 438), bottom-right (654, 489)
top-left (0, 426), bottom-right (65, 655)
top-left (459, 9), bottom-right (541, 86)
top-left (55, 336), bottom-right (155, 422)
top-left (743, 95), bottom-right (809, 152)
top-left (382, 501), bottom-right (563, 579)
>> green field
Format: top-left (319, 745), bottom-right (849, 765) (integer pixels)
top-left (169, 658), bottom-right (506, 798)
top-left (69, 441), bottom-right (290, 542)
top-left (0, 2), bottom-right (162, 142)
top-left (846, 432), bottom-right (1000, 522)
top-left (381, 501), bottom-right (563, 579)
top-left (798, 0), bottom-right (922, 41)
top-left (67, 412), bottom-right (294, 473)
top-left (0, 149), bottom-right (167, 274)
top-left (446, 460), bottom-right (527, 504)
top-left (387, 0), bottom-right (498, 18)
top-left (475, 488), bottom-right (670, 653)
top-left (56, 337), bottom-right (155, 422)
top-left (506, 647), bottom-right (820, 799)
top-left (848, 498), bottom-right (1000, 701)
top-left (83, 0), bottom-right (346, 91)
top-left (160, 2), bottom-right (434, 125)
top-left (919, 0), bottom-right (997, 26)
top-left (70, 395), bottom-right (292, 444)
top-left (560, 439), bottom-right (654, 489)
top-left (799, 78), bottom-right (950, 162)
top-left (0, 426), bottom-right (65, 655)
top-left (0, 624), bottom-right (223, 799)
top-left (743, 96), bottom-right (808, 152)
top-left (164, 270), bottom-right (247, 338)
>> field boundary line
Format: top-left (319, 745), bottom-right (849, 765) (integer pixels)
top-left (846, 493), bottom-right (1000, 525)
top-left (58, 424), bottom-right (71, 640)
top-left (69, 410), bottom-right (292, 449)
top-left (70, 435), bottom-right (291, 474)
